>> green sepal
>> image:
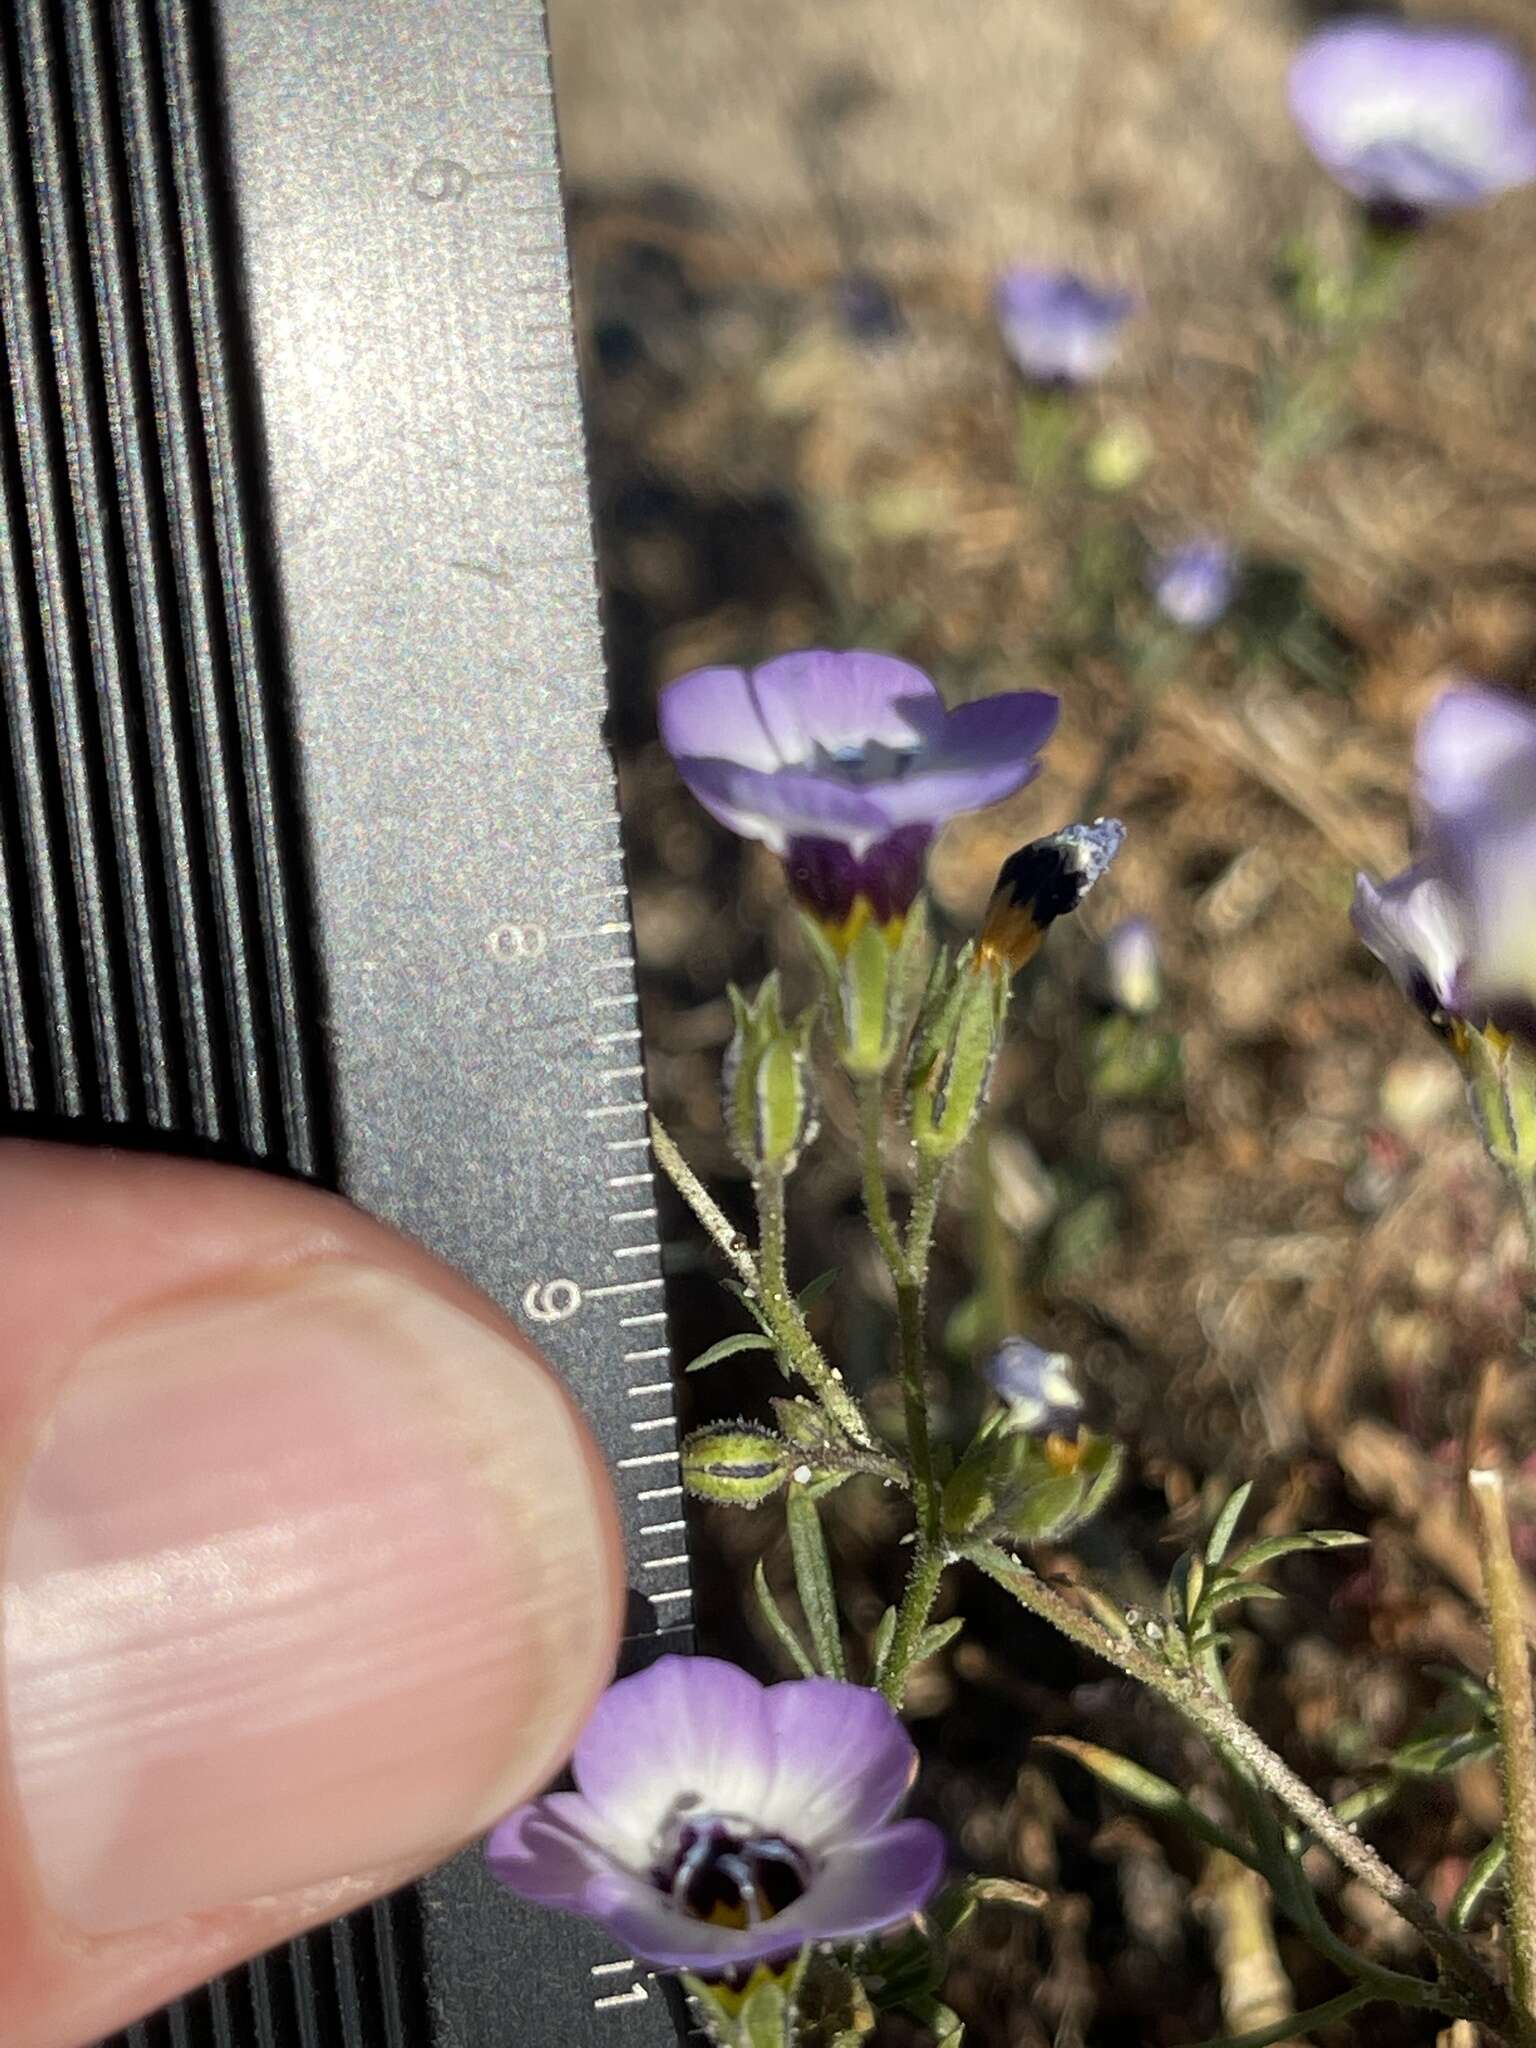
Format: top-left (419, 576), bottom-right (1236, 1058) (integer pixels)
top-left (723, 974), bottom-right (818, 1173)
top-left (908, 952), bottom-right (1008, 1161)
top-left (793, 1957), bottom-right (876, 2045)
top-left (682, 1422), bottom-right (791, 1507)
top-left (842, 914), bottom-right (897, 1076)
top-left (772, 1396), bottom-right (842, 1452)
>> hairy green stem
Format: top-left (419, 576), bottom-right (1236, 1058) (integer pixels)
top-left (1470, 1466), bottom-right (1536, 2028)
top-left (878, 1545), bottom-right (948, 1707)
top-left (756, 1169), bottom-right (874, 1448)
top-left (856, 1075), bottom-right (906, 1275)
top-left (651, 1118), bottom-right (877, 1446)
top-left (969, 1543), bottom-right (1518, 2031)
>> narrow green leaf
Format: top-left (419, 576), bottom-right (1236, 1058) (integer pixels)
top-left (1284, 1774), bottom-right (1400, 1857)
top-left (796, 1268), bottom-right (840, 1314)
top-left (754, 1558), bottom-right (816, 1677)
top-left (1205, 1482), bottom-right (1254, 1566)
top-left (687, 1331), bottom-right (777, 1372)
top-left (1199, 1581), bottom-right (1289, 1622)
top-left (1186, 1985), bottom-right (1375, 2048)
top-left (914, 1615), bottom-right (965, 1665)
top-left (870, 1604), bottom-right (898, 1681)
top-left (787, 1487), bottom-right (847, 1679)
top-left (1037, 1737), bottom-right (1259, 1869)
top-left (1392, 1727), bottom-right (1499, 1778)
top-left (1224, 1530), bottom-right (1368, 1575)
top-left (1451, 1832), bottom-right (1507, 1930)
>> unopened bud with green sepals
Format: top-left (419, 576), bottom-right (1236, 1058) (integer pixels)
top-left (683, 1423), bottom-right (793, 1508)
top-left (723, 974), bottom-right (818, 1174)
top-left (907, 947), bottom-right (1010, 1161)
top-left (799, 897), bottom-right (931, 1081)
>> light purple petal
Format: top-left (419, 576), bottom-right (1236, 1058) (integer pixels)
top-left (1289, 22), bottom-right (1536, 206)
top-left (1462, 814), bottom-right (1536, 1017)
top-left (572, 1657), bottom-right (775, 1851)
top-left (773, 1820), bottom-right (947, 1945)
top-left (995, 269), bottom-right (1135, 384)
top-left (593, 1878), bottom-right (802, 1973)
top-left (865, 693), bottom-right (1057, 832)
top-left (1149, 540), bottom-right (1236, 629)
top-left (486, 1797), bottom-right (613, 1907)
top-left (659, 666), bottom-right (783, 775)
top-left (1351, 867), bottom-right (1468, 1012)
top-left (1415, 686), bottom-right (1536, 827)
top-left (756, 1680), bottom-right (918, 1846)
top-left (931, 691), bottom-right (1061, 772)
top-left (747, 651), bottom-right (943, 765)
top-left (675, 757), bottom-right (893, 855)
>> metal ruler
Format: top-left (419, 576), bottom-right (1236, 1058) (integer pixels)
top-left (0, 0), bottom-right (691, 2042)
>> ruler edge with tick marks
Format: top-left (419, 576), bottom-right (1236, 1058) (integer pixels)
top-left (0, 0), bottom-right (693, 2041)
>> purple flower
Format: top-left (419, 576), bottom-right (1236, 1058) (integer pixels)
top-left (660, 651), bottom-right (1057, 943)
top-left (1099, 916), bottom-right (1162, 1015)
top-left (994, 269), bottom-right (1135, 387)
top-left (1289, 19), bottom-right (1536, 222)
top-left (984, 1339), bottom-right (1084, 1439)
top-left (1148, 540), bottom-right (1236, 630)
top-left (1353, 684), bottom-right (1536, 1040)
top-left (487, 1657), bottom-right (945, 1973)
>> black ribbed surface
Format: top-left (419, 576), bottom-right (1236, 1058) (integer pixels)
top-left (0, 0), bottom-right (325, 1167)
top-left (0, 2), bottom-right (426, 2042)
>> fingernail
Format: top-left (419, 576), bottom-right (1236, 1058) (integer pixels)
top-left (3, 1263), bottom-right (619, 1933)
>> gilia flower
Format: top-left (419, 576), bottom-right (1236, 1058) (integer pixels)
top-left (660, 651), bottom-right (1057, 949)
top-left (994, 268), bottom-right (1135, 387)
top-left (487, 1657), bottom-right (945, 1972)
top-left (984, 1339), bottom-right (1085, 1445)
top-left (1289, 19), bottom-right (1536, 223)
top-left (1148, 539), bottom-right (1236, 630)
top-left (1353, 684), bottom-right (1536, 1040)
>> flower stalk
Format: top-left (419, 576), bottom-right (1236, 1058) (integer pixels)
top-left (968, 1543), bottom-right (1519, 2032)
top-left (1469, 1465), bottom-right (1536, 2030)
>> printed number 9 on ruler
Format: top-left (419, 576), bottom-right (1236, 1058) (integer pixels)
top-left (524, 1279), bottom-right (582, 1322)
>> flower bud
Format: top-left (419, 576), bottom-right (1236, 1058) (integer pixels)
top-left (1097, 916), bottom-right (1161, 1015)
top-left (801, 894), bottom-right (932, 1080)
top-left (907, 951), bottom-right (1010, 1160)
top-left (682, 1423), bottom-right (793, 1508)
top-left (723, 975), bottom-right (818, 1173)
top-left (975, 818), bottom-right (1125, 976)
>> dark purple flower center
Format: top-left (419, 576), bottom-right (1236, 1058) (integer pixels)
top-left (786, 824), bottom-right (932, 929)
top-left (654, 1813), bottom-right (813, 1929)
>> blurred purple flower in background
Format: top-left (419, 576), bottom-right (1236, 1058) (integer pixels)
top-left (1099, 916), bottom-right (1162, 1016)
top-left (1289, 19), bottom-right (1536, 224)
top-left (661, 651), bottom-right (1057, 945)
top-left (984, 1339), bottom-right (1085, 1440)
top-left (1353, 684), bottom-right (1536, 1038)
top-left (994, 268), bottom-right (1136, 387)
top-left (487, 1657), bottom-right (945, 1972)
top-left (1148, 539), bottom-right (1237, 630)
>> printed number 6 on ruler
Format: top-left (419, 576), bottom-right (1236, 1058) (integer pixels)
top-left (523, 1279), bottom-right (583, 1322)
